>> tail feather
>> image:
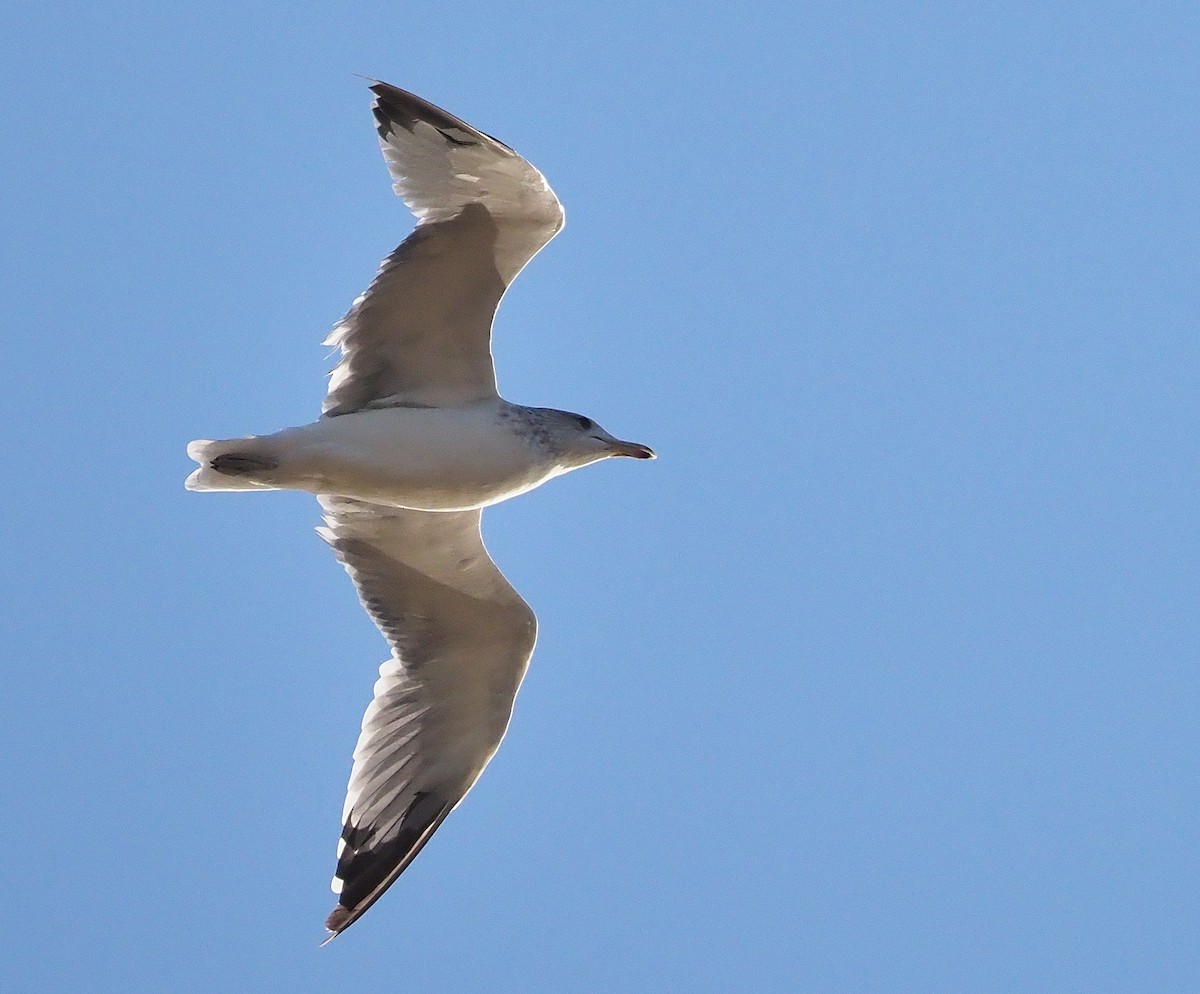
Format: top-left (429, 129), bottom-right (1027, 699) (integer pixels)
top-left (185, 437), bottom-right (280, 492)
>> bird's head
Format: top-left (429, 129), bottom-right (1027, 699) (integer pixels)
top-left (546, 409), bottom-right (656, 468)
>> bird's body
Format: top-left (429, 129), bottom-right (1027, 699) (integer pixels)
top-left (187, 399), bottom-right (607, 510)
top-left (186, 79), bottom-right (652, 942)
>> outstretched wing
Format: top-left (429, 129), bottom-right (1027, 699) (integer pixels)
top-left (316, 496), bottom-right (537, 940)
top-left (323, 82), bottom-right (565, 416)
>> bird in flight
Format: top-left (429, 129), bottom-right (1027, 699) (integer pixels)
top-left (186, 80), bottom-right (654, 941)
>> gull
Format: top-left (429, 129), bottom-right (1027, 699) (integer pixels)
top-left (185, 80), bottom-right (654, 941)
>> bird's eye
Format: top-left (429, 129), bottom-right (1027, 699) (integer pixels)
top-left (575, 415), bottom-right (593, 431)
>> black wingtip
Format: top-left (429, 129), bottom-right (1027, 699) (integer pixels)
top-left (322, 903), bottom-right (356, 941)
top-left (319, 901), bottom-right (360, 946)
top-left (363, 80), bottom-right (511, 151)
top-left (368, 81), bottom-right (426, 141)
top-left (319, 793), bottom-right (456, 939)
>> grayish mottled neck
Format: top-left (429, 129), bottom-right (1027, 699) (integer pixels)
top-left (497, 402), bottom-right (570, 457)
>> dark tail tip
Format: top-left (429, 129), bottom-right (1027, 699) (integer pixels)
top-left (209, 453), bottom-right (278, 476)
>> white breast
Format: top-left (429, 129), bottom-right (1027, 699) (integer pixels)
top-left (271, 402), bottom-right (557, 510)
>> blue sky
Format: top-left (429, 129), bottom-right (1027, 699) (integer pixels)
top-left (2, 2), bottom-right (1197, 991)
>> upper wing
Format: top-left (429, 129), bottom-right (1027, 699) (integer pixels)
top-left (323, 82), bottom-right (565, 416)
top-left (316, 495), bottom-right (537, 940)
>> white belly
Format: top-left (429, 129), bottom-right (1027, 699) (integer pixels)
top-left (267, 403), bottom-right (559, 510)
